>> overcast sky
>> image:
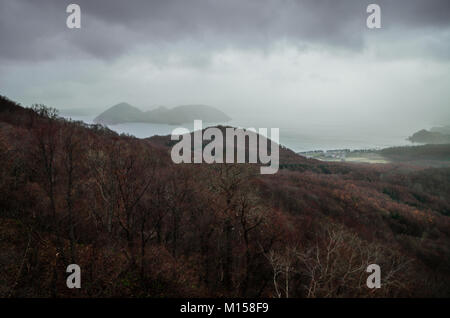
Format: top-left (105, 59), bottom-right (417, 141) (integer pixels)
top-left (1, 0), bottom-right (450, 131)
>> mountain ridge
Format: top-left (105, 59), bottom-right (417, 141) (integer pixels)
top-left (94, 102), bottom-right (231, 125)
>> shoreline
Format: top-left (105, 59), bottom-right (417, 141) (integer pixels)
top-left (300, 144), bottom-right (450, 167)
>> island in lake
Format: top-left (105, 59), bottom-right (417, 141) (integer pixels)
top-left (408, 125), bottom-right (450, 144)
top-left (94, 102), bottom-right (231, 125)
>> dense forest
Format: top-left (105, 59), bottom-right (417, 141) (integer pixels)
top-left (0, 95), bottom-right (449, 298)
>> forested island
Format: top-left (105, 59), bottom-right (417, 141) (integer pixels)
top-left (94, 102), bottom-right (231, 125)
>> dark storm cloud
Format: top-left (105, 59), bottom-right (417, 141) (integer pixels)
top-left (0, 0), bottom-right (449, 61)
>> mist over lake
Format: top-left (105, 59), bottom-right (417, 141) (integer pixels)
top-left (63, 114), bottom-right (417, 152)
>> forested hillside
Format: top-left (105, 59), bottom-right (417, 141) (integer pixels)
top-left (0, 95), bottom-right (449, 297)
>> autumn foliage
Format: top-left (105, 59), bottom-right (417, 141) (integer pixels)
top-left (0, 95), bottom-right (449, 297)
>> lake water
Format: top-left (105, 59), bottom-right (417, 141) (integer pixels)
top-left (63, 114), bottom-right (416, 153)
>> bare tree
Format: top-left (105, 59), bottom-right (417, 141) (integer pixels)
top-left (265, 247), bottom-right (297, 298)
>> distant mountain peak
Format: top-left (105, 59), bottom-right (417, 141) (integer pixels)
top-left (94, 102), bottom-right (231, 125)
top-left (93, 103), bottom-right (143, 125)
top-left (111, 102), bottom-right (135, 108)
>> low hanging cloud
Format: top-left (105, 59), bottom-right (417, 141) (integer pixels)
top-left (0, 0), bottom-right (450, 131)
top-left (1, 0), bottom-right (450, 62)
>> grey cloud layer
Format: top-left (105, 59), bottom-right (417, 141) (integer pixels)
top-left (1, 0), bottom-right (450, 62)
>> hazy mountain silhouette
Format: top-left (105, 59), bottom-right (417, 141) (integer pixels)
top-left (408, 128), bottom-right (450, 144)
top-left (94, 102), bottom-right (231, 125)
